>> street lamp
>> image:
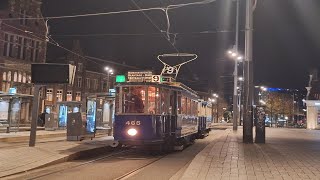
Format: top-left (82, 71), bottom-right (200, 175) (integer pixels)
top-left (104, 66), bottom-right (114, 91)
top-left (227, 49), bottom-right (244, 131)
top-left (211, 94), bottom-right (219, 123)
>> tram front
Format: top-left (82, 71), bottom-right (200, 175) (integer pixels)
top-left (114, 84), bottom-right (164, 146)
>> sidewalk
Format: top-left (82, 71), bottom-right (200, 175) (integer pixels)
top-left (180, 127), bottom-right (320, 180)
top-left (0, 134), bottom-right (114, 178)
top-left (0, 130), bottom-right (66, 143)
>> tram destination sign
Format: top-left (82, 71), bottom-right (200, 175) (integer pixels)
top-left (127, 71), bottom-right (153, 82)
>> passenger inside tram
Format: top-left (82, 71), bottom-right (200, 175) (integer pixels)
top-left (124, 87), bottom-right (145, 113)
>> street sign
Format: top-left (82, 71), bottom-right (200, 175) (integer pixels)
top-left (31, 64), bottom-right (76, 84)
top-left (127, 71), bottom-right (152, 82)
top-left (151, 75), bottom-right (161, 83)
top-left (116, 75), bottom-right (126, 83)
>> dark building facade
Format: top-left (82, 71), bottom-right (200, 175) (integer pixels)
top-left (44, 41), bottom-right (114, 114)
top-left (0, 0), bottom-right (47, 124)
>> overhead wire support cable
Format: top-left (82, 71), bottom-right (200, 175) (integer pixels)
top-left (50, 30), bottom-right (234, 38)
top-left (1, 22), bottom-right (134, 68)
top-left (0, 0), bottom-right (217, 21)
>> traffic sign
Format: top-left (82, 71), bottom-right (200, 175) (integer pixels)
top-left (151, 75), bottom-right (161, 83)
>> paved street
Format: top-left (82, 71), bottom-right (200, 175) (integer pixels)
top-left (5, 130), bottom-right (224, 180)
top-left (0, 133), bottom-right (114, 179)
top-left (181, 127), bottom-right (320, 180)
top-left (5, 127), bottom-right (320, 180)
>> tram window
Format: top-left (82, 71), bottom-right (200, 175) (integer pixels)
top-left (187, 98), bottom-right (191, 115)
top-left (192, 100), bottom-right (197, 116)
top-left (147, 86), bottom-right (160, 114)
top-left (115, 87), bottom-right (120, 113)
top-left (181, 96), bottom-right (187, 114)
top-left (169, 91), bottom-right (174, 115)
top-left (161, 88), bottom-right (170, 114)
top-left (177, 95), bottom-right (182, 114)
top-left (122, 86), bottom-right (146, 113)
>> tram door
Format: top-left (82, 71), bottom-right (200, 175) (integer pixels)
top-left (168, 91), bottom-right (177, 133)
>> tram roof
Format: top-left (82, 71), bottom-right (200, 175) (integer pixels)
top-left (115, 81), bottom-right (198, 97)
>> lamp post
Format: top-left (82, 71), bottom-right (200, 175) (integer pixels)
top-left (238, 76), bottom-right (244, 125)
top-left (104, 67), bottom-right (114, 91)
top-left (212, 94), bottom-right (219, 123)
top-left (243, 0), bottom-right (255, 143)
top-left (227, 50), bottom-right (243, 131)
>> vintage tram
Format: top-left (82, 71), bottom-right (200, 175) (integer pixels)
top-left (113, 78), bottom-right (213, 151)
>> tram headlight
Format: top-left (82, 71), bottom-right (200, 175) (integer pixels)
top-left (127, 128), bottom-right (138, 136)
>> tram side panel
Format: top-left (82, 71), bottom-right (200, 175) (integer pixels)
top-left (197, 101), bottom-right (208, 137)
top-left (205, 105), bottom-right (213, 130)
top-left (114, 115), bottom-right (165, 145)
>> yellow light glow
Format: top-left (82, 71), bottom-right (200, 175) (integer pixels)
top-left (127, 128), bottom-right (138, 136)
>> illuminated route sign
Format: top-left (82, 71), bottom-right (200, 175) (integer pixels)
top-left (127, 71), bottom-right (153, 82)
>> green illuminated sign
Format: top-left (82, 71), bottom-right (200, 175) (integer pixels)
top-left (116, 75), bottom-right (126, 83)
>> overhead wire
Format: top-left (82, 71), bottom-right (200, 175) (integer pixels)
top-left (50, 30), bottom-right (234, 38)
top-left (130, 0), bottom-right (198, 78)
top-left (0, 0), bottom-right (220, 83)
top-left (0, 0), bottom-right (217, 21)
top-left (1, 22), bottom-right (138, 69)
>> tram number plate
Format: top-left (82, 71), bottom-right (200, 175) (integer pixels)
top-left (125, 120), bottom-right (141, 126)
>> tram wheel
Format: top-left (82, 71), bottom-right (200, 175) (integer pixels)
top-left (110, 140), bottom-right (121, 148)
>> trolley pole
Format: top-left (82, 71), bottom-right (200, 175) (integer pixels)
top-left (243, 0), bottom-right (254, 143)
top-left (29, 85), bottom-right (42, 147)
top-left (233, 0), bottom-right (240, 131)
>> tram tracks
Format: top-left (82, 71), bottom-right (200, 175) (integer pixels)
top-left (114, 154), bottom-right (165, 180)
top-left (7, 148), bottom-right (134, 180)
top-left (6, 147), bottom-right (168, 180)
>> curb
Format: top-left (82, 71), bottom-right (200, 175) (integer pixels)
top-left (0, 145), bottom-right (113, 179)
top-left (0, 132), bottom-right (66, 143)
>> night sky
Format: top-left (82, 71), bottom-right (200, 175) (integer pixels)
top-left (42, 0), bottom-right (320, 93)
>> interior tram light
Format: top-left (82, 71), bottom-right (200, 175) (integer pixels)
top-left (127, 128), bottom-right (138, 136)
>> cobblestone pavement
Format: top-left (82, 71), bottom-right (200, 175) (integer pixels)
top-left (181, 127), bottom-right (320, 180)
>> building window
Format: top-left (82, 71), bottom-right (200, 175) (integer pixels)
top-left (86, 78), bottom-right (90, 89)
top-left (46, 89), bottom-right (53, 101)
top-left (2, 83), bottom-right (6, 92)
top-left (56, 90), bottom-right (63, 102)
top-left (7, 71), bottom-right (11, 82)
top-left (101, 81), bottom-right (104, 91)
top-left (93, 79), bottom-right (98, 90)
top-left (75, 92), bottom-right (81, 101)
top-left (23, 73), bottom-right (26, 83)
top-left (27, 75), bottom-right (31, 83)
top-left (30, 40), bottom-right (40, 62)
top-left (2, 72), bottom-right (7, 81)
top-left (77, 77), bottom-right (82, 88)
top-left (19, 9), bottom-right (28, 25)
top-left (13, 72), bottom-right (17, 82)
top-left (67, 91), bottom-right (72, 101)
top-left (17, 36), bottom-right (27, 60)
top-left (78, 63), bottom-right (83, 72)
top-left (3, 33), bottom-right (14, 57)
top-left (18, 72), bottom-right (22, 82)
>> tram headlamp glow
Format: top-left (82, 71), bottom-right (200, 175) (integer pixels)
top-left (127, 128), bottom-right (138, 136)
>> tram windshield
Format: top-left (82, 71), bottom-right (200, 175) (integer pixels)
top-left (122, 86), bottom-right (146, 113)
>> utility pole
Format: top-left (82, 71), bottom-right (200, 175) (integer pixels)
top-left (243, 0), bottom-right (254, 143)
top-left (29, 85), bottom-right (42, 147)
top-left (233, 0), bottom-right (240, 131)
